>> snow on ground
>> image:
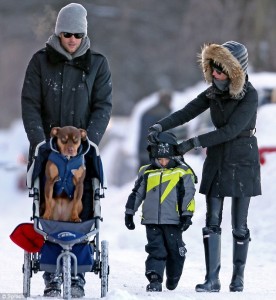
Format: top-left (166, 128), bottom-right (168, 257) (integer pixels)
top-left (1, 74), bottom-right (276, 299)
top-left (1, 151), bottom-right (276, 300)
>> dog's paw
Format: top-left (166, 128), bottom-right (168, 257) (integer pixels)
top-left (42, 212), bottom-right (51, 220)
top-left (70, 216), bottom-right (82, 222)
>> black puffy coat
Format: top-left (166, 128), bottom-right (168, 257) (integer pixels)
top-left (21, 44), bottom-right (112, 148)
top-left (159, 83), bottom-right (261, 197)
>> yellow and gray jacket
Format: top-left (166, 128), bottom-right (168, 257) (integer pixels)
top-left (125, 163), bottom-right (196, 225)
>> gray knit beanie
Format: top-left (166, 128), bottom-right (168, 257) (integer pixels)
top-left (222, 41), bottom-right (248, 74)
top-left (55, 3), bottom-right (87, 36)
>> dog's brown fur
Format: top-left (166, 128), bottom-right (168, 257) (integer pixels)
top-left (42, 126), bottom-right (87, 222)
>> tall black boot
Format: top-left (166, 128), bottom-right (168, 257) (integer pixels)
top-left (195, 228), bottom-right (221, 292)
top-left (229, 234), bottom-right (250, 292)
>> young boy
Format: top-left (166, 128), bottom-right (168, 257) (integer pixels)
top-left (125, 131), bottom-right (196, 292)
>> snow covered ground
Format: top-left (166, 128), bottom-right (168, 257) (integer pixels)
top-left (1, 75), bottom-right (276, 299)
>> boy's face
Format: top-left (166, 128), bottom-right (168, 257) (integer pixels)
top-left (157, 157), bottom-right (170, 167)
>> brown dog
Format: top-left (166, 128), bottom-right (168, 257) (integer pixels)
top-left (42, 126), bottom-right (87, 222)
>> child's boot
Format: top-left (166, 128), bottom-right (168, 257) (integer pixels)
top-left (146, 273), bottom-right (162, 292)
top-left (166, 276), bottom-right (180, 290)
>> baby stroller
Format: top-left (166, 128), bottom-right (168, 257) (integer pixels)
top-left (10, 139), bottom-right (109, 299)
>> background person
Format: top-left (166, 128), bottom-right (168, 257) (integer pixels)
top-left (138, 90), bottom-right (172, 167)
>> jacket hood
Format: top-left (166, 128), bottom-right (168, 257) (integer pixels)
top-left (50, 137), bottom-right (90, 157)
top-left (199, 42), bottom-right (247, 97)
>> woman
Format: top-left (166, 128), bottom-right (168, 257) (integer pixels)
top-left (148, 41), bottom-right (261, 292)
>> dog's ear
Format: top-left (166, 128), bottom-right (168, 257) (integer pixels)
top-left (79, 129), bottom-right (87, 141)
top-left (50, 127), bottom-right (60, 137)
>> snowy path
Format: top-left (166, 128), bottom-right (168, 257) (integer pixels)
top-left (1, 154), bottom-right (276, 299)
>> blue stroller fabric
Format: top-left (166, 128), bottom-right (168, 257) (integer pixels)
top-left (39, 241), bottom-right (94, 273)
top-left (38, 219), bottom-right (95, 273)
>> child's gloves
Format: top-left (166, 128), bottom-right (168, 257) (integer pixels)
top-left (147, 124), bottom-right (162, 145)
top-left (179, 215), bottom-right (193, 232)
top-left (176, 137), bottom-right (201, 155)
top-left (125, 214), bottom-right (135, 230)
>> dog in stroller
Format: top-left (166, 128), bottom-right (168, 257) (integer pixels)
top-left (10, 134), bottom-right (109, 299)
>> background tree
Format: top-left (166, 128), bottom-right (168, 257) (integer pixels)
top-left (1, 0), bottom-right (276, 128)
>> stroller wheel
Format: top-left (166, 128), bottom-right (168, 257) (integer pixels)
top-left (100, 240), bottom-right (109, 298)
top-left (23, 251), bottom-right (32, 298)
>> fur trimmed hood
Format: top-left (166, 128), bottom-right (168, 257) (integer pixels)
top-left (199, 42), bottom-right (248, 97)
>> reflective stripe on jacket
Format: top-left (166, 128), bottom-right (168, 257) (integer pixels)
top-left (125, 164), bottom-right (196, 225)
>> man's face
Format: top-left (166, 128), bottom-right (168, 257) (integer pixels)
top-left (59, 32), bottom-right (83, 54)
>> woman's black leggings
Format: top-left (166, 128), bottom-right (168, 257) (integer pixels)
top-left (205, 196), bottom-right (250, 238)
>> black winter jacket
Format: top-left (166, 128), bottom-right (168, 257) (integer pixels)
top-left (21, 45), bottom-right (112, 148)
top-left (158, 83), bottom-right (261, 197)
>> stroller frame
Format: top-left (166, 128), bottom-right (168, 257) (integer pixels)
top-left (22, 141), bottom-right (109, 299)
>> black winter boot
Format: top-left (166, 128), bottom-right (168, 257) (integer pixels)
top-left (71, 273), bottom-right (86, 298)
top-left (166, 277), bottom-right (179, 290)
top-left (146, 273), bottom-right (162, 292)
top-left (229, 234), bottom-right (250, 292)
top-left (43, 272), bottom-right (62, 297)
top-left (195, 229), bottom-right (221, 292)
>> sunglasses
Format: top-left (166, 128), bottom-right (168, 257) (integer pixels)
top-left (62, 32), bottom-right (85, 39)
top-left (212, 66), bottom-right (224, 75)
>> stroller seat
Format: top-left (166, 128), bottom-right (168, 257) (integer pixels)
top-left (10, 139), bottom-right (109, 299)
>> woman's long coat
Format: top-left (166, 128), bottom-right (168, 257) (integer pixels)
top-left (159, 83), bottom-right (261, 197)
top-left (157, 43), bottom-right (261, 198)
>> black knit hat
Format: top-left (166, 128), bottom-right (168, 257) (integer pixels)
top-left (222, 41), bottom-right (248, 74)
top-left (148, 132), bottom-right (178, 158)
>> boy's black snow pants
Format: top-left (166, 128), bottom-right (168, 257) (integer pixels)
top-left (145, 224), bottom-right (186, 283)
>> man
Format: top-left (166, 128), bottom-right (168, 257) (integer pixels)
top-left (148, 41), bottom-right (261, 293)
top-left (22, 3), bottom-right (112, 167)
top-left (21, 3), bottom-right (112, 297)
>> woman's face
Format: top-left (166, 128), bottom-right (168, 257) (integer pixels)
top-left (212, 67), bottom-right (228, 81)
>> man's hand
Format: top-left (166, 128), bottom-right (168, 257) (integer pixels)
top-left (125, 214), bottom-right (135, 230)
top-left (147, 124), bottom-right (162, 145)
top-left (179, 215), bottom-right (193, 232)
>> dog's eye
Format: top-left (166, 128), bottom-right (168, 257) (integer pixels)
top-left (61, 139), bottom-right (68, 144)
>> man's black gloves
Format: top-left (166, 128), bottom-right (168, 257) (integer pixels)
top-left (147, 124), bottom-right (162, 145)
top-left (176, 137), bottom-right (201, 155)
top-left (179, 215), bottom-right (193, 232)
top-left (125, 214), bottom-right (135, 230)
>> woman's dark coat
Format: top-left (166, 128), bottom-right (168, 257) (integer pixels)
top-left (21, 45), bottom-right (112, 148)
top-left (157, 44), bottom-right (261, 198)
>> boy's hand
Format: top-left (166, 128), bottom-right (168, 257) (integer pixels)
top-left (125, 214), bottom-right (135, 230)
top-left (179, 215), bottom-right (192, 232)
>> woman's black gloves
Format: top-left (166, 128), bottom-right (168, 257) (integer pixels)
top-left (176, 137), bottom-right (201, 155)
top-left (147, 124), bottom-right (162, 145)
